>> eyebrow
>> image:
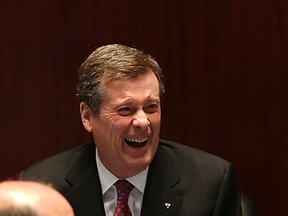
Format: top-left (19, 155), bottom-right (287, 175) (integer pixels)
top-left (120, 96), bottom-right (160, 104)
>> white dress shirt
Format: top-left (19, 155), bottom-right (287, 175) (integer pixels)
top-left (96, 148), bottom-right (149, 216)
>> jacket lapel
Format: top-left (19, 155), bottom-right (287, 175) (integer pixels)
top-left (141, 144), bottom-right (183, 216)
top-left (61, 142), bottom-right (183, 216)
top-left (64, 143), bottom-right (106, 216)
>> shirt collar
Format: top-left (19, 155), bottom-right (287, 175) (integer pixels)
top-left (96, 148), bottom-right (148, 195)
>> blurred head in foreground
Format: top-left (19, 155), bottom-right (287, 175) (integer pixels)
top-left (0, 181), bottom-right (74, 216)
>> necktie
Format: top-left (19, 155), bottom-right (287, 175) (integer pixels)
top-left (114, 179), bottom-right (134, 216)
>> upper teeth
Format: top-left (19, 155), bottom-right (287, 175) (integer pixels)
top-left (126, 138), bottom-right (148, 143)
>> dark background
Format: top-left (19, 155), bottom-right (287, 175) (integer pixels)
top-left (1, 1), bottom-right (287, 215)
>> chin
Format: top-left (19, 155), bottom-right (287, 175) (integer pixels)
top-left (127, 156), bottom-right (152, 171)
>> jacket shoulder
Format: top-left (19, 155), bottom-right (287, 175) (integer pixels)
top-left (158, 139), bottom-right (231, 172)
top-left (20, 143), bottom-right (95, 187)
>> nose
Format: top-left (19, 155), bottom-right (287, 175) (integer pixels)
top-left (132, 110), bottom-right (150, 130)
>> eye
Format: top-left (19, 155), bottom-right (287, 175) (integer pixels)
top-left (144, 103), bottom-right (159, 113)
top-left (117, 107), bottom-right (134, 116)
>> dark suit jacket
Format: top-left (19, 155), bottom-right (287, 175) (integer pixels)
top-left (20, 139), bottom-right (242, 216)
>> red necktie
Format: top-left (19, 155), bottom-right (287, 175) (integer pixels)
top-left (114, 180), bottom-right (134, 216)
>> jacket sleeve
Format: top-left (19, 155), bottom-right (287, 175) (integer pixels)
top-left (213, 164), bottom-right (242, 216)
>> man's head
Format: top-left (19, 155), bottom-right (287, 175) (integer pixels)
top-left (77, 44), bottom-right (165, 115)
top-left (78, 44), bottom-right (165, 178)
top-left (0, 181), bottom-right (74, 216)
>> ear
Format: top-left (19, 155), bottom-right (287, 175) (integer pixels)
top-left (80, 102), bottom-right (93, 132)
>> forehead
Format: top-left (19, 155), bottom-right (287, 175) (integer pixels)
top-left (102, 70), bottom-right (160, 98)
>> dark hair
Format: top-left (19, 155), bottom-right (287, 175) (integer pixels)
top-left (0, 207), bottom-right (37, 216)
top-left (77, 44), bottom-right (165, 114)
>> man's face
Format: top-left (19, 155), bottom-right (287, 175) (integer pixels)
top-left (82, 70), bottom-right (161, 178)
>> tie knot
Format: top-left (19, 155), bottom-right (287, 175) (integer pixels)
top-left (114, 180), bottom-right (134, 202)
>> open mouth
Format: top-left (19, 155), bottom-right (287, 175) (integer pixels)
top-left (124, 137), bottom-right (148, 148)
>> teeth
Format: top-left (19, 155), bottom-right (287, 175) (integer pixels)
top-left (126, 137), bottom-right (148, 143)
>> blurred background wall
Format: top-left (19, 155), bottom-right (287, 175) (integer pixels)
top-left (1, 0), bottom-right (287, 215)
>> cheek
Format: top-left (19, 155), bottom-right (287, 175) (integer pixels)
top-left (100, 117), bottom-right (132, 141)
top-left (150, 113), bottom-right (161, 126)
top-left (113, 115), bottom-right (133, 128)
top-left (91, 116), bottom-right (115, 140)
